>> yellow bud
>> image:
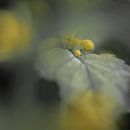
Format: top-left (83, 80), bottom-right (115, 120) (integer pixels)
top-left (81, 39), bottom-right (95, 51)
top-left (73, 50), bottom-right (81, 57)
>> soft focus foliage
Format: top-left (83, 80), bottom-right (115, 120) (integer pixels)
top-left (0, 0), bottom-right (130, 130)
top-left (25, 0), bottom-right (51, 29)
top-left (57, 0), bottom-right (107, 10)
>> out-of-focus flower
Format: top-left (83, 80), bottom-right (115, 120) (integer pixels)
top-left (60, 90), bottom-right (118, 130)
top-left (0, 10), bottom-right (32, 62)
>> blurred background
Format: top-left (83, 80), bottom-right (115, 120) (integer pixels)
top-left (0, 0), bottom-right (130, 130)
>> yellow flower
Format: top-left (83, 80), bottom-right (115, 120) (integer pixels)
top-left (81, 39), bottom-right (95, 51)
top-left (60, 91), bottom-right (118, 130)
top-left (0, 11), bottom-right (31, 61)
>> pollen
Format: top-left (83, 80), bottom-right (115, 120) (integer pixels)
top-left (66, 36), bottom-right (80, 46)
top-left (80, 39), bottom-right (95, 51)
top-left (73, 49), bottom-right (81, 57)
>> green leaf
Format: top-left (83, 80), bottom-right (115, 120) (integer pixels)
top-left (36, 38), bottom-right (130, 109)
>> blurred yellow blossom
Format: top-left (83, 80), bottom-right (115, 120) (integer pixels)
top-left (0, 10), bottom-right (31, 62)
top-left (60, 90), bottom-right (118, 130)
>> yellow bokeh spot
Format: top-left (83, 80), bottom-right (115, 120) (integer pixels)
top-left (73, 49), bottom-right (81, 57)
top-left (60, 91), bottom-right (117, 130)
top-left (81, 39), bottom-right (95, 51)
top-left (0, 11), bottom-right (31, 61)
